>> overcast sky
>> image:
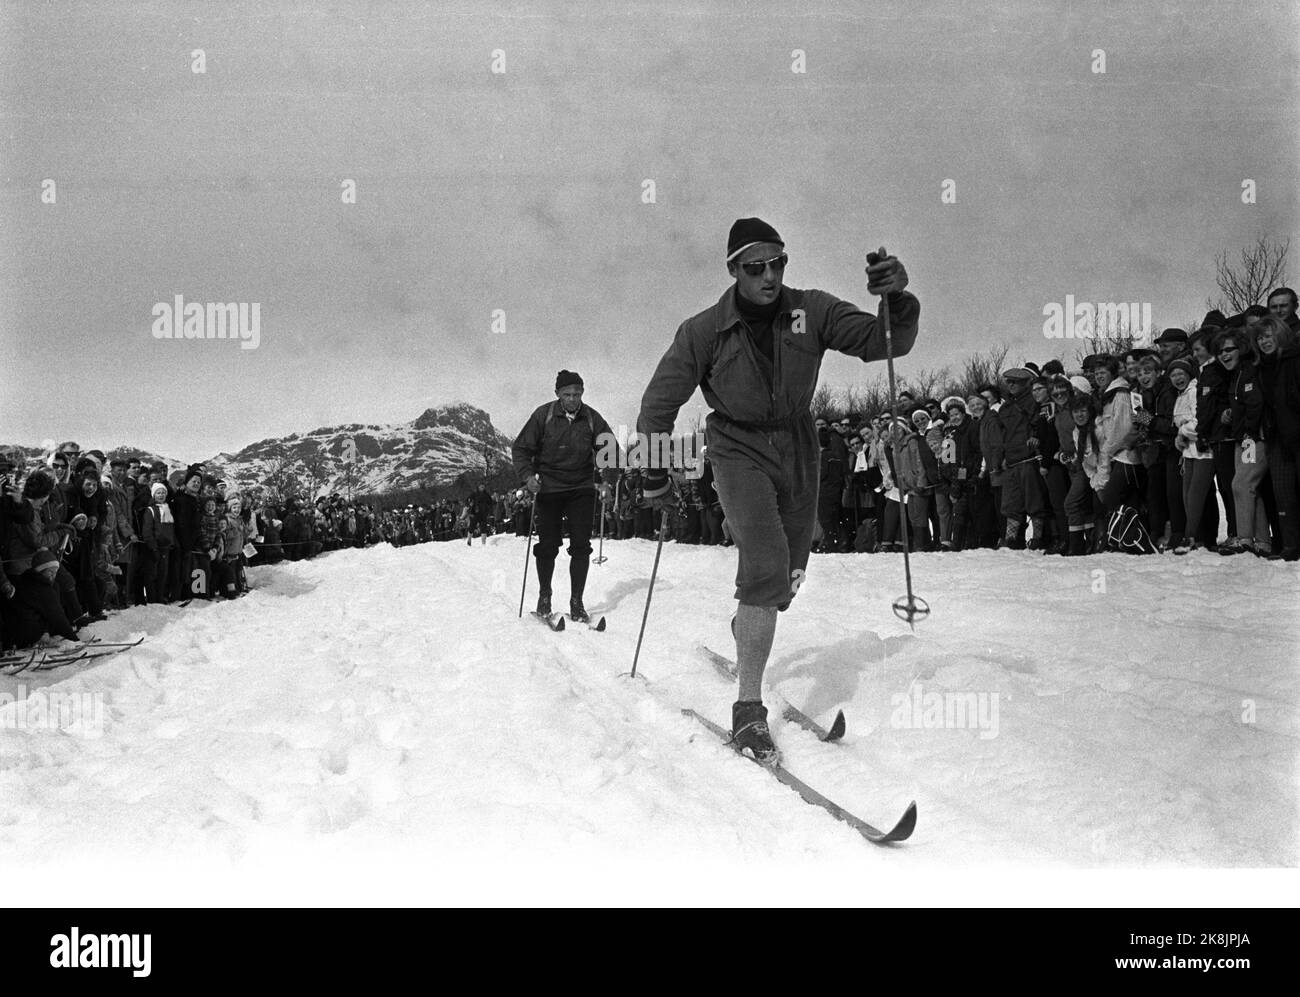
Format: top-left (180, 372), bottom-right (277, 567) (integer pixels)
top-left (2, 0), bottom-right (1296, 459)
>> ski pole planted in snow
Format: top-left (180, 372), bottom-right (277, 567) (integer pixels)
top-left (518, 493), bottom-right (538, 618)
top-left (869, 246), bottom-right (930, 631)
top-left (628, 507), bottom-right (670, 678)
top-left (593, 480), bottom-right (611, 565)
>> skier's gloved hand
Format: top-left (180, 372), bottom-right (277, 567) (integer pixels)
top-left (865, 247), bottom-right (909, 297)
top-left (524, 475), bottom-right (541, 495)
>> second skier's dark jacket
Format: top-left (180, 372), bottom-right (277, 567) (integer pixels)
top-left (512, 401), bottom-right (616, 494)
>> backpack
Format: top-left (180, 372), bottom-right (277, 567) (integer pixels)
top-left (1106, 505), bottom-right (1157, 555)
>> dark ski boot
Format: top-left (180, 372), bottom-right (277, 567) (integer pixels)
top-left (536, 591), bottom-right (552, 616)
top-left (731, 700), bottom-right (780, 766)
top-left (569, 597), bottom-right (589, 624)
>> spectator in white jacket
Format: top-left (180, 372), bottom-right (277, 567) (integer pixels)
top-left (1093, 356), bottom-right (1145, 515)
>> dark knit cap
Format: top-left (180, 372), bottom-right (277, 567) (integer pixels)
top-left (1202, 309), bottom-right (1228, 330)
top-left (1042, 359), bottom-right (1065, 377)
top-left (1168, 358), bottom-right (1196, 379)
top-left (184, 464), bottom-right (204, 485)
top-left (726, 217), bottom-right (783, 261)
top-left (555, 369), bottom-right (584, 391)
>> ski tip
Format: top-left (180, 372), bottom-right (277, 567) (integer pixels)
top-left (593, 616), bottom-right (607, 632)
top-left (883, 801), bottom-right (918, 843)
top-left (554, 615), bottom-right (566, 631)
top-left (825, 710), bottom-right (847, 743)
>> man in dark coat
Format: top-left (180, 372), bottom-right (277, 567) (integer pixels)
top-left (512, 370), bottom-right (616, 623)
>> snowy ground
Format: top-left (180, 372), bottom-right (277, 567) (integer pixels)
top-left (2, 535), bottom-right (1297, 905)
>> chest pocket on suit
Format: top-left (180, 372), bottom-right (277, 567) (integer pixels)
top-left (781, 332), bottom-right (822, 386)
top-left (706, 335), bottom-right (744, 391)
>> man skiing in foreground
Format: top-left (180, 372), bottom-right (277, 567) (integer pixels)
top-left (637, 217), bottom-right (919, 763)
top-left (513, 370), bottom-right (615, 623)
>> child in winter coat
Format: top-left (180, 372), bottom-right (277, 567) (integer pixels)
top-left (138, 483), bottom-right (175, 603)
top-left (215, 495), bottom-right (248, 598)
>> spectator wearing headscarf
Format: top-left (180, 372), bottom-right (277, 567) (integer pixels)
top-left (138, 482), bottom-right (176, 603)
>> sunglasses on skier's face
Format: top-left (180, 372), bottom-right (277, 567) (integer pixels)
top-left (738, 253), bottom-right (788, 276)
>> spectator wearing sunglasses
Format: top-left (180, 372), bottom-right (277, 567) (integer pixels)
top-left (45, 452), bottom-right (71, 528)
top-left (1216, 328), bottom-right (1270, 555)
top-left (636, 216), bottom-right (918, 763)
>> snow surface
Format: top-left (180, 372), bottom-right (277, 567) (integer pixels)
top-left (2, 537), bottom-right (1297, 905)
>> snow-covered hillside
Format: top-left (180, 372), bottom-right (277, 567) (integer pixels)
top-left (2, 538), bottom-right (1296, 904)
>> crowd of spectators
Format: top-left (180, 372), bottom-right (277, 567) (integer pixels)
top-left (4, 290), bottom-right (1297, 653)
top-left (809, 292), bottom-right (1300, 559)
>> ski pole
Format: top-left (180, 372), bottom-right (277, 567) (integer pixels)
top-left (629, 507), bottom-right (670, 679)
top-left (868, 247), bottom-right (929, 631)
top-left (517, 493), bottom-right (538, 618)
top-left (593, 481), bottom-right (609, 564)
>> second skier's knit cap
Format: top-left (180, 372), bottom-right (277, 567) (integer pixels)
top-left (727, 217), bottom-right (784, 261)
top-left (555, 369), bottom-right (584, 391)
